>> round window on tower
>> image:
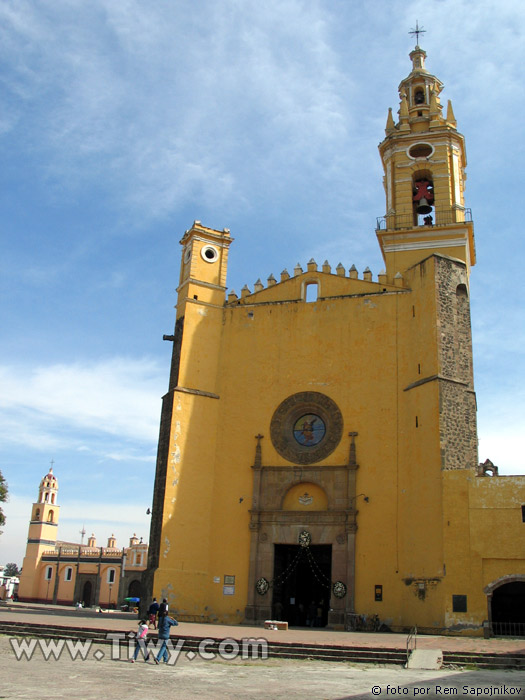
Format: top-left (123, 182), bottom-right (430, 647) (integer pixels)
top-left (408, 143), bottom-right (434, 159)
top-left (201, 245), bottom-right (219, 263)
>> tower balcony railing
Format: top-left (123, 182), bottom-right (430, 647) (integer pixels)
top-left (376, 207), bottom-right (472, 232)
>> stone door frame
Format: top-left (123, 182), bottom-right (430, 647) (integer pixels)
top-left (245, 436), bottom-right (359, 628)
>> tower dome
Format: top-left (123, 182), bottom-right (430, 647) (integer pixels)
top-left (38, 466), bottom-right (59, 505)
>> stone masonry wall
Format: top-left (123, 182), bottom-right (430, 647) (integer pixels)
top-left (436, 256), bottom-right (478, 470)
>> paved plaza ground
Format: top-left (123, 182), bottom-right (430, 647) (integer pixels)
top-left (0, 604), bottom-right (523, 699)
top-left (1, 636), bottom-right (524, 700)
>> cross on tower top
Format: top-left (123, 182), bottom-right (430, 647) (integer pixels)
top-left (409, 20), bottom-right (426, 47)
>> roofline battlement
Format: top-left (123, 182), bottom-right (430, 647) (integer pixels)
top-left (226, 259), bottom-right (405, 305)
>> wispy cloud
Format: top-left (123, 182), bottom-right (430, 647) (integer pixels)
top-left (0, 0), bottom-right (350, 224)
top-left (0, 357), bottom-right (164, 446)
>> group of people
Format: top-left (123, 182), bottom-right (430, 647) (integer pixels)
top-left (130, 597), bottom-right (178, 664)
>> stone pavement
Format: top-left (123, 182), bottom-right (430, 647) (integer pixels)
top-left (0, 604), bottom-right (524, 699)
top-left (0, 636), bottom-right (524, 700)
top-left (1, 602), bottom-right (525, 655)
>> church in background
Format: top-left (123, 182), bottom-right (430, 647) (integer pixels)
top-left (17, 467), bottom-right (148, 608)
top-left (140, 43), bottom-right (525, 635)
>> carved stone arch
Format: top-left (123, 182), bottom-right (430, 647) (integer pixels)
top-left (484, 573), bottom-right (525, 596)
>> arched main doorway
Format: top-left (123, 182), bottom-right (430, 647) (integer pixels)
top-left (128, 579), bottom-right (142, 600)
top-left (491, 581), bottom-right (525, 636)
top-left (82, 580), bottom-right (92, 608)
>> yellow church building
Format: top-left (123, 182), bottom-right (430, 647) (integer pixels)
top-left (18, 467), bottom-right (148, 609)
top-left (144, 45), bottom-right (525, 636)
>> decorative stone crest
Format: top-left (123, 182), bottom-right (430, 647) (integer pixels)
top-left (270, 392), bottom-right (343, 464)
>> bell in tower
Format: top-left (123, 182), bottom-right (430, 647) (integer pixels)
top-left (413, 178), bottom-right (434, 215)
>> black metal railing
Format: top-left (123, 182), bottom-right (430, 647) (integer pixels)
top-left (376, 208), bottom-right (472, 231)
top-left (492, 621), bottom-right (525, 638)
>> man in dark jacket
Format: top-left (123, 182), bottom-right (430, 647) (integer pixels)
top-left (147, 598), bottom-right (160, 629)
top-left (154, 614), bottom-right (178, 664)
top-left (158, 598), bottom-right (168, 618)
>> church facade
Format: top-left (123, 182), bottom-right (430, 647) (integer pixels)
top-left (144, 46), bottom-right (525, 635)
top-left (18, 468), bottom-right (148, 609)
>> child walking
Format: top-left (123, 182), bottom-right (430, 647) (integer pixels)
top-left (130, 618), bottom-right (150, 662)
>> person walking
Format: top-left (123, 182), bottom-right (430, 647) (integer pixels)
top-left (158, 597), bottom-right (168, 619)
top-left (147, 597), bottom-right (160, 629)
top-left (154, 614), bottom-right (178, 664)
top-left (130, 619), bottom-right (150, 663)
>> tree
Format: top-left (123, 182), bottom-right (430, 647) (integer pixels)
top-left (0, 470), bottom-right (7, 534)
top-left (3, 562), bottom-right (20, 577)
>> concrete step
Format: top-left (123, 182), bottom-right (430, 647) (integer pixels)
top-left (442, 650), bottom-right (525, 670)
top-left (0, 620), bottom-right (523, 669)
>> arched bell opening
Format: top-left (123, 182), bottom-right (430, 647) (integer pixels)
top-left (412, 170), bottom-right (434, 227)
top-left (414, 87), bottom-right (426, 105)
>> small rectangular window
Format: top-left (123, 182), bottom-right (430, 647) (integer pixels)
top-left (521, 505), bottom-right (525, 523)
top-left (375, 585), bottom-right (383, 602)
top-left (45, 566), bottom-right (53, 581)
top-left (305, 283), bottom-right (318, 302)
top-left (65, 567), bottom-right (73, 582)
top-left (452, 595), bottom-right (467, 613)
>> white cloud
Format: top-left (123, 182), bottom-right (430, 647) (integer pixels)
top-left (0, 357), bottom-right (164, 447)
top-left (0, 0), bottom-right (351, 223)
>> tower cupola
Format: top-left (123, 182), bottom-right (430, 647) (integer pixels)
top-left (396, 45), bottom-right (445, 133)
top-left (38, 466), bottom-right (58, 506)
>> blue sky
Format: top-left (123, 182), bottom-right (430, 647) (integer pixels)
top-left (1, 0), bottom-right (524, 566)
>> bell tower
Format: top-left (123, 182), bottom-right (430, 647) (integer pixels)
top-left (18, 466), bottom-right (60, 601)
top-left (377, 44), bottom-right (475, 281)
